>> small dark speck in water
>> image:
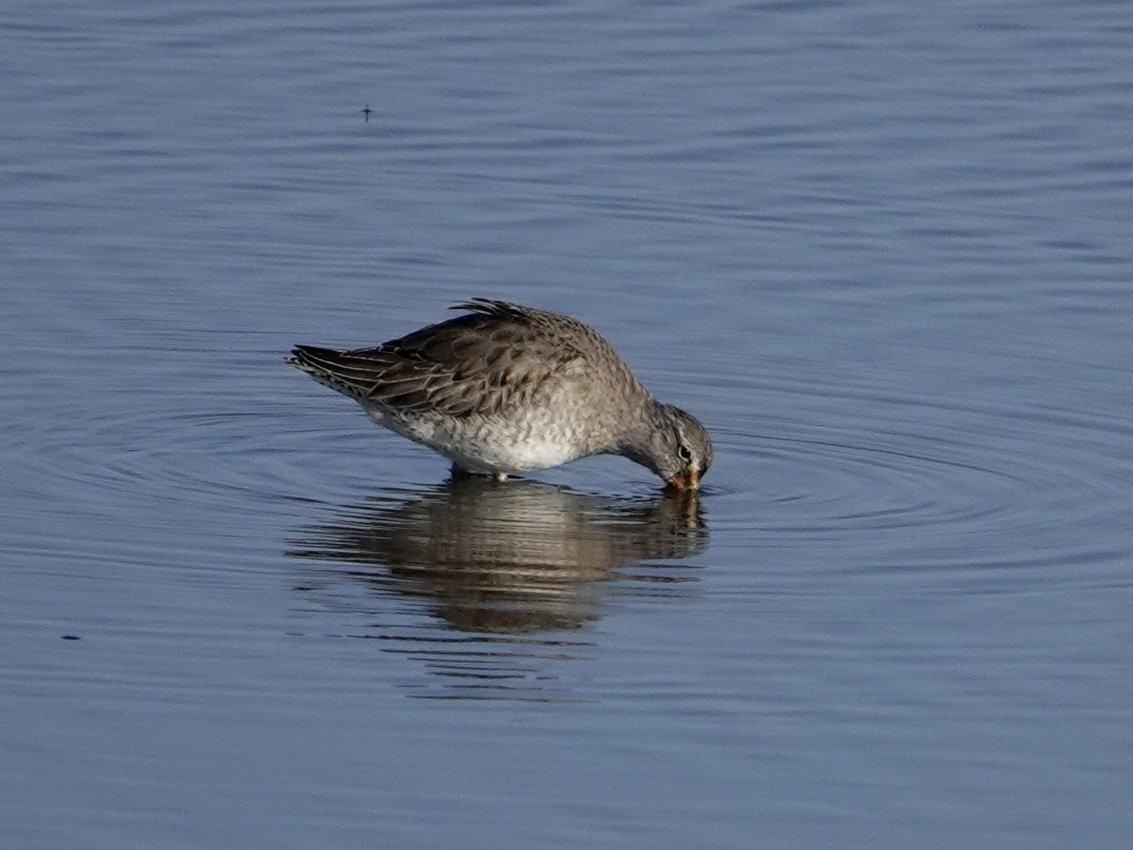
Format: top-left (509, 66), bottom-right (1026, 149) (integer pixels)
top-left (61, 635), bottom-right (81, 641)
top-left (361, 104), bottom-right (373, 122)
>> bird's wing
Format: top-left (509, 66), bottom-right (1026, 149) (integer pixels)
top-left (290, 301), bottom-right (596, 418)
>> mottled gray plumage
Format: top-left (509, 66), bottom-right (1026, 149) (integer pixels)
top-left (288, 298), bottom-right (712, 489)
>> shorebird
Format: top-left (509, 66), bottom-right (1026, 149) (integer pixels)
top-left (288, 298), bottom-right (712, 489)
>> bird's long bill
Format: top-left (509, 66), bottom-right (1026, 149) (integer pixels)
top-left (667, 470), bottom-right (702, 491)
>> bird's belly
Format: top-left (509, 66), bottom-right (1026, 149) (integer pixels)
top-left (366, 407), bottom-right (584, 473)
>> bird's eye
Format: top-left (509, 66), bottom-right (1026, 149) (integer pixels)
top-left (677, 444), bottom-right (693, 463)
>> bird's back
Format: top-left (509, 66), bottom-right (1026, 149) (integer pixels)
top-left (289, 299), bottom-right (647, 421)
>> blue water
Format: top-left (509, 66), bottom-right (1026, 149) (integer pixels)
top-left (3, 1), bottom-right (1132, 847)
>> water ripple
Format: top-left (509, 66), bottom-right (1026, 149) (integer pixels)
top-left (686, 348), bottom-right (1132, 584)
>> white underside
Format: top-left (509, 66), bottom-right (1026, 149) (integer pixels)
top-left (364, 406), bottom-right (584, 474)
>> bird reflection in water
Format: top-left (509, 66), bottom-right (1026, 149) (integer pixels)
top-left (287, 476), bottom-right (709, 699)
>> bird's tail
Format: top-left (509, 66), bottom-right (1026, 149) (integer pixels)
top-left (287, 345), bottom-right (385, 400)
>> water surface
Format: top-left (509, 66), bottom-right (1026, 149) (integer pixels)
top-left (3, 0), bottom-right (1132, 847)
